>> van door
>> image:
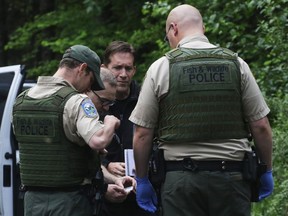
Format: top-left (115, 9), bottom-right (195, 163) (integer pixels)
top-left (0, 65), bottom-right (26, 216)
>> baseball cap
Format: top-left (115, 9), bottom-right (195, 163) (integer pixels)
top-left (62, 45), bottom-right (105, 90)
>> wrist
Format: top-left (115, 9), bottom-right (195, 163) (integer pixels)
top-left (136, 176), bottom-right (149, 183)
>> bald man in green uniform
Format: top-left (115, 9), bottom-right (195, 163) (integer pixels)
top-left (130, 4), bottom-right (273, 216)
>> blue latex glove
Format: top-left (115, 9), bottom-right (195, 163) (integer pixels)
top-left (136, 176), bottom-right (158, 213)
top-left (259, 170), bottom-right (274, 201)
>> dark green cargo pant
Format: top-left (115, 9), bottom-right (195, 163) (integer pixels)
top-left (161, 171), bottom-right (251, 216)
top-left (24, 190), bottom-right (93, 216)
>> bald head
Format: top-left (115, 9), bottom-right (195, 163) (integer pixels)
top-left (100, 67), bottom-right (117, 88)
top-left (166, 4), bottom-right (205, 47)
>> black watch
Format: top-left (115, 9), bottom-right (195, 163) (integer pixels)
top-left (102, 158), bottom-right (110, 168)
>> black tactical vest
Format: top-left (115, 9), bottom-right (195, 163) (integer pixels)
top-left (158, 47), bottom-right (250, 143)
top-left (13, 86), bottom-right (99, 187)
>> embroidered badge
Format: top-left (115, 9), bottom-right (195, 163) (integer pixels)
top-left (81, 98), bottom-right (98, 118)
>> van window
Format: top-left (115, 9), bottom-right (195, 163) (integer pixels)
top-left (0, 72), bottom-right (14, 127)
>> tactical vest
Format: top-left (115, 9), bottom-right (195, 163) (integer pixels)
top-left (158, 47), bottom-right (250, 142)
top-left (13, 87), bottom-right (99, 187)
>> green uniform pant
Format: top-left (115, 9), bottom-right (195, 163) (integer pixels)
top-left (24, 190), bottom-right (93, 216)
top-left (161, 171), bottom-right (251, 216)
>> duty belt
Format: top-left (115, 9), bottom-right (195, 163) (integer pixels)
top-left (165, 158), bottom-right (244, 172)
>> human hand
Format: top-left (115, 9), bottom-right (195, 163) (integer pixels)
top-left (104, 115), bottom-right (120, 129)
top-left (259, 170), bottom-right (274, 201)
top-left (136, 176), bottom-right (157, 213)
top-left (105, 184), bottom-right (127, 203)
top-left (115, 175), bottom-right (136, 192)
top-left (107, 162), bottom-right (125, 177)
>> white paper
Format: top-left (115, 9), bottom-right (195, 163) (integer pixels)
top-left (124, 149), bottom-right (135, 177)
top-left (124, 186), bottom-right (133, 193)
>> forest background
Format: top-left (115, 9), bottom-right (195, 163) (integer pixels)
top-left (0, 0), bottom-right (287, 215)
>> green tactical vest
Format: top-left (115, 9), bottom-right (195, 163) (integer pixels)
top-left (13, 86), bottom-right (99, 187)
top-left (158, 47), bottom-right (250, 143)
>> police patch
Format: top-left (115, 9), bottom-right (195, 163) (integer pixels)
top-left (81, 98), bottom-right (98, 118)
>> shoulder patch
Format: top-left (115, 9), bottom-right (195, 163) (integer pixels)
top-left (81, 98), bottom-right (98, 118)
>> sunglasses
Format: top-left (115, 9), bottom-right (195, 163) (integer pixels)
top-left (164, 25), bottom-right (173, 43)
top-left (92, 91), bottom-right (115, 107)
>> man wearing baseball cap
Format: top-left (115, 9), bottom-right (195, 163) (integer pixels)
top-left (62, 44), bottom-right (105, 91)
top-left (12, 45), bottom-right (133, 216)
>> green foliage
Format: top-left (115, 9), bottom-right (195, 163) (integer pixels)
top-left (252, 96), bottom-right (288, 215)
top-left (253, 0), bottom-right (288, 98)
top-left (130, 1), bottom-right (171, 81)
top-left (4, 0), bottom-right (147, 78)
top-left (5, 3), bottom-right (102, 77)
top-left (5, 0), bottom-right (286, 94)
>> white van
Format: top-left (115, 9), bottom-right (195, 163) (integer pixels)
top-left (0, 65), bottom-right (35, 216)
